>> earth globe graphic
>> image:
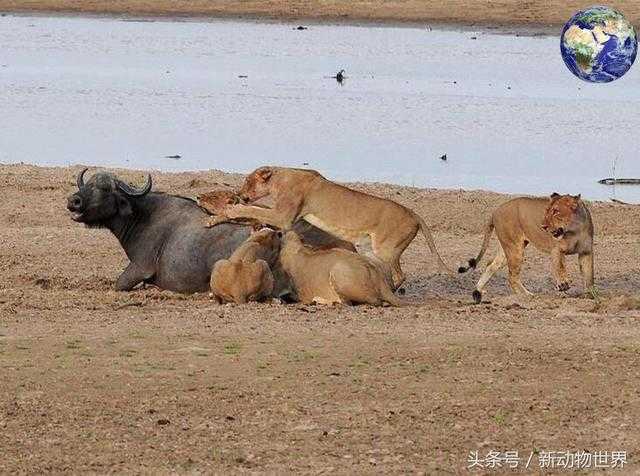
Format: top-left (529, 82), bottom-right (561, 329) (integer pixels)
top-left (560, 6), bottom-right (637, 82)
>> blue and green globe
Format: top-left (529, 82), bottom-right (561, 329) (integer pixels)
top-left (561, 6), bottom-right (637, 83)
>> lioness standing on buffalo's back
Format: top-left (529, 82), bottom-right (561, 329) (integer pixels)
top-left (459, 194), bottom-right (594, 303)
top-left (223, 166), bottom-right (453, 289)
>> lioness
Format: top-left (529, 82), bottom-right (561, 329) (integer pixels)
top-left (280, 231), bottom-right (400, 306)
top-left (197, 189), bottom-right (356, 252)
top-left (210, 228), bottom-right (280, 304)
top-left (197, 190), bottom-right (246, 228)
top-left (459, 193), bottom-right (594, 303)
top-left (224, 166), bottom-right (453, 289)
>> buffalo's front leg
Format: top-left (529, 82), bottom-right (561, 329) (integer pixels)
top-left (226, 204), bottom-right (298, 230)
top-left (115, 262), bottom-right (155, 291)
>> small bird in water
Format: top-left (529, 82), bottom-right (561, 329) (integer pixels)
top-left (294, 26), bottom-right (308, 30)
top-left (165, 155), bottom-right (182, 160)
top-left (439, 154), bottom-right (447, 161)
top-left (332, 69), bottom-right (346, 84)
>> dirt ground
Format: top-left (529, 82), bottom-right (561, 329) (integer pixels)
top-left (1, 0), bottom-right (639, 27)
top-left (1, 164), bottom-right (640, 474)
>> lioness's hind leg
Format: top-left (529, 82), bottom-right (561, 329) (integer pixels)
top-left (329, 263), bottom-right (392, 306)
top-left (473, 249), bottom-right (506, 303)
top-left (330, 266), bottom-right (381, 306)
top-left (388, 257), bottom-right (405, 291)
top-left (503, 242), bottom-right (533, 297)
top-left (371, 228), bottom-right (415, 290)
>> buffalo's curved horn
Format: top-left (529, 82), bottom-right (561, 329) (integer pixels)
top-left (116, 174), bottom-right (152, 197)
top-left (77, 168), bottom-right (88, 189)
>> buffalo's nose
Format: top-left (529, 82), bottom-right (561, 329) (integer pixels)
top-left (67, 195), bottom-right (83, 212)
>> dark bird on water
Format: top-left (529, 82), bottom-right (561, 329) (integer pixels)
top-left (332, 69), bottom-right (346, 84)
top-left (440, 154), bottom-right (447, 161)
top-left (294, 26), bottom-right (308, 30)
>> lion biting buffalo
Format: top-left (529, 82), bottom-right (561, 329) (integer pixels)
top-left (66, 168), bottom-right (356, 295)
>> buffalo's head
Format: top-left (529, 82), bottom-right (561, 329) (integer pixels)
top-left (67, 168), bottom-right (152, 225)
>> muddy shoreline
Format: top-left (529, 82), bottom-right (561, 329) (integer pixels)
top-left (0, 9), bottom-right (562, 37)
top-left (3, 0), bottom-right (638, 31)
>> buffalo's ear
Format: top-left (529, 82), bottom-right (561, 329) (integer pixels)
top-left (550, 192), bottom-right (560, 200)
top-left (117, 194), bottom-right (133, 216)
top-left (257, 168), bottom-right (273, 182)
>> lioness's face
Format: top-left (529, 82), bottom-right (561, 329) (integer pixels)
top-left (542, 193), bottom-right (581, 239)
top-left (240, 167), bottom-right (273, 202)
top-left (250, 228), bottom-right (282, 249)
top-left (197, 190), bottom-right (240, 213)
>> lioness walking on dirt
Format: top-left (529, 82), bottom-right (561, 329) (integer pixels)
top-left (459, 194), bottom-right (594, 303)
top-left (223, 166), bottom-right (453, 289)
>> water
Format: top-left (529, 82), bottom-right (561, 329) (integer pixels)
top-left (1, 14), bottom-right (639, 203)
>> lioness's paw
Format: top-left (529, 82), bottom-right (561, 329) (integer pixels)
top-left (556, 282), bottom-right (571, 292)
top-left (224, 204), bottom-right (241, 219)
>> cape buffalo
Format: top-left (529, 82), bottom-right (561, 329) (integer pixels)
top-left (66, 169), bottom-right (346, 294)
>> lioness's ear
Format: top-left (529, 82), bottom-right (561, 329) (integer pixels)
top-left (574, 194), bottom-right (581, 200)
top-left (258, 168), bottom-right (273, 182)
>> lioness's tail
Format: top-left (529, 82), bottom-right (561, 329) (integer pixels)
top-left (458, 219), bottom-right (494, 273)
top-left (415, 215), bottom-right (455, 276)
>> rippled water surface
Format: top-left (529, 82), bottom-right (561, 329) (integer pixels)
top-left (2, 14), bottom-right (639, 202)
